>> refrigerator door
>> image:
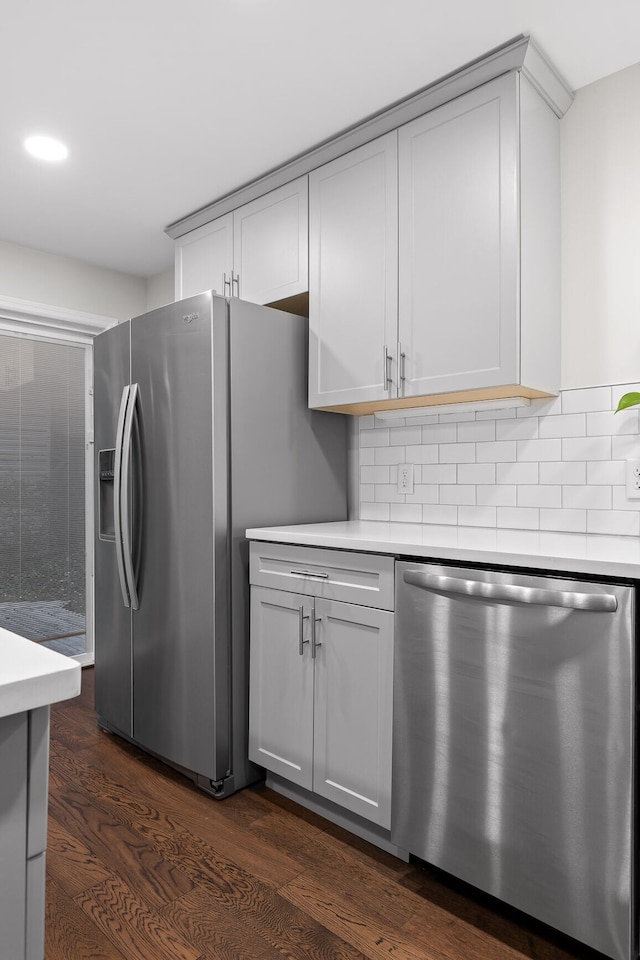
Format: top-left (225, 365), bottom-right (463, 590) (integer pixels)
top-left (129, 292), bottom-right (230, 782)
top-left (94, 321), bottom-right (132, 736)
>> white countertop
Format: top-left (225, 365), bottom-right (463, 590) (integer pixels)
top-left (246, 520), bottom-right (640, 580)
top-left (0, 627), bottom-right (82, 719)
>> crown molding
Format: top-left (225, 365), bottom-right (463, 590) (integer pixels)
top-left (166, 34), bottom-right (573, 241)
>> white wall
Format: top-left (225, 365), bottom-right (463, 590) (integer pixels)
top-left (146, 266), bottom-right (175, 312)
top-left (0, 239), bottom-right (147, 322)
top-left (561, 61), bottom-right (640, 390)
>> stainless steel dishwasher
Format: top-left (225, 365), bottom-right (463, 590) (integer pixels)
top-left (393, 561), bottom-right (635, 960)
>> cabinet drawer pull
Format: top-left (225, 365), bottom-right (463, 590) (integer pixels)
top-left (290, 569), bottom-right (329, 579)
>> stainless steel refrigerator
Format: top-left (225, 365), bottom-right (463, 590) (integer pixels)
top-left (93, 292), bottom-right (347, 798)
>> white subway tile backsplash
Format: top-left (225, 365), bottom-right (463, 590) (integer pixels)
top-left (563, 485), bottom-right (612, 510)
top-left (374, 446), bottom-right (407, 465)
top-left (457, 420), bottom-right (496, 442)
top-left (361, 465), bottom-right (390, 484)
top-left (518, 485), bottom-right (562, 508)
top-left (538, 414), bottom-right (585, 439)
top-left (440, 484), bottom-right (476, 505)
top-left (496, 418), bottom-right (539, 441)
top-left (359, 502), bottom-right (390, 521)
top-left (539, 509), bottom-right (587, 533)
top-left (587, 409), bottom-right (639, 436)
top-left (406, 484), bottom-right (439, 504)
top-left (612, 434), bottom-right (640, 460)
top-left (390, 425), bottom-right (423, 446)
top-left (458, 505), bottom-right (497, 527)
top-left (587, 510), bottom-right (640, 536)
top-left (497, 507), bottom-right (539, 530)
top-left (611, 488), bottom-right (640, 512)
top-left (539, 461), bottom-right (586, 485)
top-left (587, 461), bottom-right (625, 485)
top-left (390, 503), bottom-right (423, 523)
top-left (361, 428), bottom-right (389, 447)
top-left (422, 423), bottom-right (457, 443)
top-left (517, 438), bottom-right (562, 462)
top-left (458, 463), bottom-right (496, 485)
top-left (422, 504), bottom-right (458, 525)
top-left (374, 485), bottom-right (405, 503)
top-left (561, 386), bottom-right (612, 414)
top-left (440, 443), bottom-right (476, 463)
top-left (476, 441), bottom-right (517, 463)
top-left (496, 462), bottom-right (539, 485)
top-left (477, 485), bottom-right (517, 506)
top-left (562, 436), bottom-right (612, 461)
top-left (404, 444), bottom-right (438, 464)
top-left (421, 464), bottom-right (457, 484)
top-left (357, 383), bottom-right (640, 537)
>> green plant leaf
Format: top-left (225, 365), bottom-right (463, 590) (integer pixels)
top-left (615, 392), bottom-right (640, 412)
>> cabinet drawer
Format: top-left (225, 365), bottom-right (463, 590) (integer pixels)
top-left (249, 542), bottom-right (394, 610)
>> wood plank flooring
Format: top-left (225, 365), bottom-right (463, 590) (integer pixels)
top-left (46, 668), bottom-right (603, 960)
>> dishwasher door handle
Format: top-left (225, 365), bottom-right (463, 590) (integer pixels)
top-left (402, 570), bottom-right (618, 612)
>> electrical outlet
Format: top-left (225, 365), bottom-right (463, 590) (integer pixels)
top-left (397, 463), bottom-right (414, 495)
top-left (625, 460), bottom-right (640, 499)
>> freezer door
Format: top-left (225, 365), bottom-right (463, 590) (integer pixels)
top-left (129, 292), bottom-right (230, 782)
top-left (392, 562), bottom-right (635, 960)
top-left (94, 321), bottom-right (132, 736)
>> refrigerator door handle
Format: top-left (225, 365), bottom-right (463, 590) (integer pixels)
top-left (121, 382), bottom-right (140, 610)
top-left (114, 385), bottom-right (132, 608)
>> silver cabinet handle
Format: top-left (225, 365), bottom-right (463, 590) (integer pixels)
top-left (231, 270), bottom-right (240, 297)
top-left (312, 616), bottom-right (322, 659)
top-left (298, 604), bottom-right (310, 656)
top-left (398, 341), bottom-right (406, 387)
top-left (114, 386), bottom-right (131, 608)
top-left (223, 272), bottom-right (231, 296)
top-left (289, 569), bottom-right (329, 579)
top-left (383, 345), bottom-right (393, 391)
top-left (120, 383), bottom-right (140, 611)
top-left (403, 570), bottom-right (618, 613)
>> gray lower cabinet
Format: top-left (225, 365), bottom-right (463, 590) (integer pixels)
top-left (248, 544), bottom-right (394, 829)
top-left (0, 706), bottom-right (50, 960)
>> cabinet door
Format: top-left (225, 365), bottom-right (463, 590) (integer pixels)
top-left (174, 214), bottom-right (233, 300)
top-left (234, 177), bottom-right (308, 305)
top-left (398, 73), bottom-right (519, 397)
top-left (308, 132), bottom-right (398, 408)
top-left (313, 598), bottom-right (394, 827)
top-left (248, 586), bottom-right (314, 790)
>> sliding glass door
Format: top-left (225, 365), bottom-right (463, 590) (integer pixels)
top-left (0, 331), bottom-right (93, 661)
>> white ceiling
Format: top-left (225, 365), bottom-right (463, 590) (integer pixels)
top-left (3, 0), bottom-right (640, 279)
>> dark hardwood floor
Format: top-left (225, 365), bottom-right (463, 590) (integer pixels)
top-left (46, 668), bottom-right (604, 960)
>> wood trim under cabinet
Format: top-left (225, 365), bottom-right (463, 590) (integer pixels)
top-left (316, 384), bottom-right (557, 416)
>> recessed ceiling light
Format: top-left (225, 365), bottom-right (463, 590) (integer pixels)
top-left (24, 135), bottom-right (69, 162)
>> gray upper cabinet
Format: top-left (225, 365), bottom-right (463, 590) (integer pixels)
top-left (174, 214), bottom-right (233, 301)
top-left (308, 70), bottom-right (561, 414)
top-left (398, 74), bottom-right (519, 399)
top-left (174, 176), bottom-right (308, 304)
top-left (308, 132), bottom-right (398, 409)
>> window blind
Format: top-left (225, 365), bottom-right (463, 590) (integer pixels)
top-left (0, 334), bottom-right (86, 641)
